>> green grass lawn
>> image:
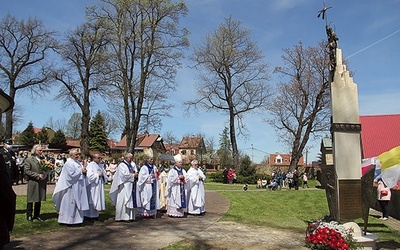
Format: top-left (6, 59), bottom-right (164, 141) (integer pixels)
top-left (12, 191), bottom-right (115, 236)
top-left (219, 189), bottom-right (328, 232)
top-left (204, 180), bottom-right (329, 232)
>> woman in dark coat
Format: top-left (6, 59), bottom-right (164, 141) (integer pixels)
top-left (0, 154), bottom-right (16, 249)
top-left (23, 145), bottom-right (47, 221)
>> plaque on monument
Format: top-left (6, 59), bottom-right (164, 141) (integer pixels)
top-left (338, 180), bottom-right (362, 221)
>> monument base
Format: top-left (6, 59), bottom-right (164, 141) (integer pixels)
top-left (343, 222), bottom-right (379, 250)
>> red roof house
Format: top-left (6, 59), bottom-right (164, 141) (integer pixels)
top-left (109, 132), bottom-right (166, 154)
top-left (269, 153), bottom-right (305, 169)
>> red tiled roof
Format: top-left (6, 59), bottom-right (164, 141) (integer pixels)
top-left (179, 136), bottom-right (203, 149)
top-left (115, 136), bottom-right (127, 148)
top-left (66, 139), bottom-right (81, 148)
top-left (269, 153), bottom-right (304, 166)
top-left (110, 133), bottom-right (161, 149)
top-left (360, 114), bottom-right (400, 158)
top-left (138, 134), bottom-right (159, 147)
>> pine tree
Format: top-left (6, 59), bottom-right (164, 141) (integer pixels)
top-left (239, 155), bottom-right (256, 177)
top-left (50, 129), bottom-right (67, 150)
top-left (19, 122), bottom-right (37, 146)
top-left (89, 111), bottom-right (108, 153)
top-left (36, 126), bottom-right (49, 144)
top-left (217, 127), bottom-right (233, 168)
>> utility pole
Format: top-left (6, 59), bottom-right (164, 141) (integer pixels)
top-left (251, 144), bottom-right (254, 163)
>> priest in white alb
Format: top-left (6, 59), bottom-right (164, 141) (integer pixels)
top-left (109, 153), bottom-right (138, 222)
top-left (84, 153), bottom-right (107, 220)
top-left (186, 159), bottom-right (206, 215)
top-left (165, 154), bottom-right (187, 217)
top-left (136, 148), bottom-right (160, 218)
top-left (52, 149), bottom-right (89, 225)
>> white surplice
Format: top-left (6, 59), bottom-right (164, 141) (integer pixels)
top-left (84, 161), bottom-right (108, 218)
top-left (165, 166), bottom-right (187, 217)
top-left (186, 167), bottom-right (206, 214)
top-left (52, 158), bottom-right (89, 224)
top-left (109, 160), bottom-right (137, 221)
top-left (136, 163), bottom-right (160, 217)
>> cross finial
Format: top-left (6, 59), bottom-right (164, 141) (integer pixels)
top-left (317, 2), bottom-right (333, 25)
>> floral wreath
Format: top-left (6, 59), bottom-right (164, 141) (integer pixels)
top-left (305, 215), bottom-right (357, 250)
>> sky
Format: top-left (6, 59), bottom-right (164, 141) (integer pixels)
top-left (1, 0), bottom-right (399, 163)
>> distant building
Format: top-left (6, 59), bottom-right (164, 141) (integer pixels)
top-left (108, 132), bottom-right (166, 156)
top-left (268, 153), bottom-right (305, 169)
top-left (178, 136), bottom-right (206, 164)
top-left (164, 143), bottom-right (179, 157)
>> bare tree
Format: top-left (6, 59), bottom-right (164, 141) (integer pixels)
top-left (65, 113), bottom-right (82, 139)
top-left (204, 136), bottom-right (216, 156)
top-left (88, 0), bottom-right (189, 154)
top-left (45, 117), bottom-right (67, 132)
top-left (186, 15), bottom-right (271, 169)
top-left (163, 131), bottom-right (180, 145)
top-left (100, 110), bottom-right (119, 139)
top-left (0, 14), bottom-right (57, 138)
top-left (266, 41), bottom-right (331, 171)
top-left (53, 21), bottom-right (108, 155)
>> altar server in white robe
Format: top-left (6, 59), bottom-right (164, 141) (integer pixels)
top-left (166, 154), bottom-right (187, 217)
top-left (52, 149), bottom-right (89, 225)
top-left (136, 148), bottom-right (160, 218)
top-left (109, 153), bottom-right (138, 222)
top-left (158, 166), bottom-right (169, 211)
top-left (84, 153), bottom-right (107, 219)
top-left (186, 160), bottom-right (206, 215)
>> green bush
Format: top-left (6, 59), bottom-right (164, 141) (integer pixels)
top-left (237, 174), bottom-right (271, 185)
top-left (208, 172), bottom-right (224, 183)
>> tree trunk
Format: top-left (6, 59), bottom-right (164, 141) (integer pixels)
top-left (4, 87), bottom-right (16, 139)
top-left (80, 107), bottom-right (90, 156)
top-left (229, 110), bottom-right (239, 170)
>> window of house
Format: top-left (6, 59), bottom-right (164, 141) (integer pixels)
top-left (275, 155), bottom-right (282, 164)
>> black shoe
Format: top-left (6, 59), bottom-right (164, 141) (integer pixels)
top-left (27, 216), bottom-right (33, 222)
top-left (35, 217), bottom-right (44, 222)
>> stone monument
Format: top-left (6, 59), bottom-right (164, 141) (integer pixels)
top-left (326, 25), bottom-right (363, 222)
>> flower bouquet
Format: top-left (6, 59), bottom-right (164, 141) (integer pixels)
top-left (305, 216), bottom-right (357, 250)
top-left (39, 158), bottom-right (54, 173)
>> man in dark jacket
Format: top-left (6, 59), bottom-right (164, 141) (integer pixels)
top-left (0, 153), bottom-right (16, 249)
top-left (24, 145), bottom-right (47, 222)
top-left (0, 139), bottom-right (18, 185)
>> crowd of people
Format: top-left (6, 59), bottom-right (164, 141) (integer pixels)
top-left (3, 145), bottom-right (207, 226)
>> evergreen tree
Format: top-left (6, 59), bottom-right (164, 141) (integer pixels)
top-left (89, 111), bottom-right (108, 153)
top-left (239, 155), bottom-right (256, 177)
top-left (19, 122), bottom-right (37, 146)
top-left (36, 126), bottom-right (49, 144)
top-left (216, 127), bottom-right (233, 168)
top-left (50, 129), bottom-right (67, 150)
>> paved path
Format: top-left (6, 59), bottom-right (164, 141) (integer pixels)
top-left (8, 184), bottom-right (305, 249)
